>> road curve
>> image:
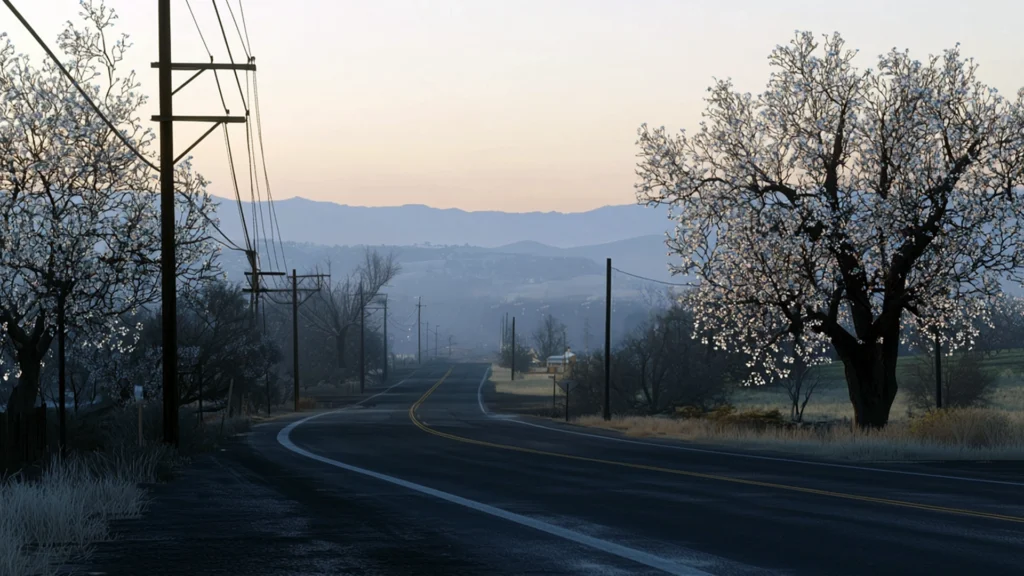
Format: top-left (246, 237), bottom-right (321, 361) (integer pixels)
top-left (267, 362), bottom-right (1024, 576)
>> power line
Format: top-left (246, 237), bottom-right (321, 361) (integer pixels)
top-left (212, 0), bottom-right (248, 112)
top-left (252, 70), bottom-right (288, 276)
top-left (183, 0), bottom-right (211, 55)
top-left (238, 0), bottom-right (253, 54)
top-left (222, 125), bottom-right (253, 253)
top-left (611, 266), bottom-right (693, 287)
top-left (3, 0), bottom-right (159, 172)
top-left (3, 0), bottom-right (245, 255)
top-left (225, 0), bottom-right (251, 60)
top-left (252, 70), bottom-right (287, 275)
top-left (186, 0), bottom-right (229, 113)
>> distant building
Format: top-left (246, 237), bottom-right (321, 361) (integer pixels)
top-left (545, 350), bottom-right (576, 374)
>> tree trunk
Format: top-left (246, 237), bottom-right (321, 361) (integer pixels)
top-left (838, 337), bottom-right (899, 428)
top-left (6, 354), bottom-right (43, 417)
top-left (335, 329), bottom-right (350, 375)
top-left (71, 372), bottom-right (80, 413)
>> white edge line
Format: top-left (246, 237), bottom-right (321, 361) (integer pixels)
top-left (278, 366), bottom-right (709, 576)
top-left (476, 366), bottom-right (490, 415)
top-left (475, 368), bottom-right (1024, 488)
top-left (476, 365), bottom-right (512, 420)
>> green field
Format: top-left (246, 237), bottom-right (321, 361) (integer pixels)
top-left (807, 348), bottom-right (1024, 381)
top-left (732, 349), bottom-right (1024, 423)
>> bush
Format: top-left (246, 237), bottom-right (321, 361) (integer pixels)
top-left (674, 405), bottom-right (703, 419)
top-left (905, 350), bottom-right (994, 410)
top-left (706, 405), bottom-right (785, 431)
top-left (910, 408), bottom-right (1015, 449)
top-left (0, 455), bottom-right (147, 576)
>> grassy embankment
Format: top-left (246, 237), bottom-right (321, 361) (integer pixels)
top-left (1, 402), bottom-right (251, 576)
top-left (485, 352), bottom-right (1024, 461)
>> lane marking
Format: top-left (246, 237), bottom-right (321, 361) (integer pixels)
top-left (476, 366), bottom-right (491, 415)
top-left (476, 366), bottom-right (1024, 489)
top-left (428, 369), bottom-right (1024, 524)
top-left (281, 367), bottom-right (711, 576)
top-left (508, 419), bottom-right (1024, 488)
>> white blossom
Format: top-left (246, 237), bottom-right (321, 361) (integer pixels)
top-left (637, 32), bottom-right (1024, 425)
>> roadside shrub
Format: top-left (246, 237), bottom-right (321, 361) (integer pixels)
top-left (0, 455), bottom-right (147, 576)
top-left (905, 350), bottom-right (994, 410)
top-left (910, 408), bottom-right (1015, 449)
top-left (707, 406), bottom-right (785, 431)
top-left (674, 405), bottom-right (703, 419)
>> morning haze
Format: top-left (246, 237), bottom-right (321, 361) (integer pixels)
top-left (4, 2), bottom-right (1024, 575)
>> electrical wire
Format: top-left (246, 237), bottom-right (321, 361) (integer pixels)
top-left (3, 0), bottom-right (159, 172)
top-left (185, 0), bottom-right (230, 113)
top-left (222, 125), bottom-right (253, 253)
top-left (212, 0), bottom-right (248, 112)
top-left (183, 0), bottom-right (251, 257)
top-left (252, 71), bottom-right (288, 272)
top-left (611, 267), bottom-right (694, 287)
top-left (247, 117), bottom-right (276, 271)
top-left (240, 3), bottom-right (287, 277)
top-left (238, 0), bottom-right (253, 55)
top-left (252, 71), bottom-right (287, 274)
top-left (225, 0), bottom-right (251, 60)
top-left (3, 0), bottom-right (245, 255)
top-left (183, 0), bottom-right (211, 55)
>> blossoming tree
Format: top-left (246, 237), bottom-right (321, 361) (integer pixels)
top-left (0, 1), bottom-right (219, 416)
top-left (636, 32), bottom-right (1024, 427)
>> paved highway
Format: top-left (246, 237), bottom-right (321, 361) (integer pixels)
top-left (86, 362), bottom-right (1024, 575)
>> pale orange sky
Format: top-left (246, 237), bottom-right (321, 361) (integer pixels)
top-left (7, 1), bottom-right (1024, 212)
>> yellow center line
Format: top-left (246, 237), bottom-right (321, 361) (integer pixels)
top-left (408, 370), bottom-right (1024, 525)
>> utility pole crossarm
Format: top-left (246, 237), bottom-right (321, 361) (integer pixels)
top-left (151, 115), bottom-right (246, 123)
top-left (151, 61), bottom-right (257, 71)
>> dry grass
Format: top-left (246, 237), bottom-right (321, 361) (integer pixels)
top-left (0, 402), bottom-right (253, 576)
top-left (0, 455), bottom-right (149, 576)
top-left (490, 364), bottom-right (559, 398)
top-left (576, 408), bottom-right (1024, 461)
top-left (727, 375), bottom-right (1024, 423)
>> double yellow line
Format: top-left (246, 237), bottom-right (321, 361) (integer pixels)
top-left (409, 370), bottom-right (1024, 524)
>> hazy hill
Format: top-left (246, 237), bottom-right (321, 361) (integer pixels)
top-left (494, 235), bottom-right (679, 283)
top-left (213, 196), bottom-right (673, 249)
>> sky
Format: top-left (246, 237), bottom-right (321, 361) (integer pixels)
top-left (5, 0), bottom-right (1024, 213)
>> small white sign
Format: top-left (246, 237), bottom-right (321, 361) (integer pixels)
top-left (557, 379), bottom-right (578, 393)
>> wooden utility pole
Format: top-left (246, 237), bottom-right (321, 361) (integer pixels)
top-left (934, 328), bottom-right (943, 409)
top-left (417, 297), bottom-right (423, 364)
top-left (604, 258), bottom-right (611, 421)
top-left (360, 283), bottom-right (365, 394)
top-left (434, 325), bottom-right (439, 358)
top-left (292, 270), bottom-right (299, 410)
top-left (511, 316), bottom-right (516, 381)
top-left (57, 286), bottom-right (66, 454)
top-left (248, 270), bottom-right (328, 411)
top-left (158, 0), bottom-right (177, 447)
top-left (362, 294), bottom-right (388, 385)
top-left (155, 1), bottom-right (252, 445)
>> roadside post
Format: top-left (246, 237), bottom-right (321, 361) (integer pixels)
top-left (557, 379), bottom-right (578, 423)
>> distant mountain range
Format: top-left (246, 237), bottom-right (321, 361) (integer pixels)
top-left (212, 196), bottom-right (673, 249)
top-left (220, 235), bottom-right (683, 289)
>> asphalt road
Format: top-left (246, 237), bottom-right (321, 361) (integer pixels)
top-left (84, 363), bottom-right (1024, 575)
